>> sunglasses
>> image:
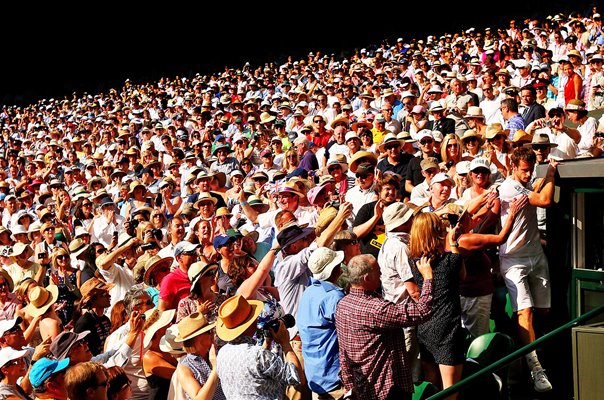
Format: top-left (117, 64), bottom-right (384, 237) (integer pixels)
top-left (57, 255), bottom-right (69, 261)
top-left (135, 299), bottom-right (154, 307)
top-left (532, 144), bottom-right (550, 151)
top-left (356, 174), bottom-right (372, 180)
top-left (419, 139), bottom-right (433, 145)
top-left (385, 143), bottom-right (400, 150)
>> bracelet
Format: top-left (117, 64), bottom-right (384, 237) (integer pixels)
top-left (450, 242), bottom-right (459, 248)
top-left (240, 201), bottom-right (248, 206)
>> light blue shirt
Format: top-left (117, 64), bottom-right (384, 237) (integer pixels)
top-left (297, 279), bottom-right (345, 394)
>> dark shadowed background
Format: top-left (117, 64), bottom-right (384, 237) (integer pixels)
top-left (0, 0), bottom-right (596, 106)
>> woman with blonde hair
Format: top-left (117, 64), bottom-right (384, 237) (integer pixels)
top-left (439, 134), bottom-right (462, 176)
top-left (282, 149), bottom-right (299, 174)
top-left (15, 278), bottom-right (42, 345)
top-left (47, 248), bottom-right (81, 327)
top-left (409, 212), bottom-right (464, 396)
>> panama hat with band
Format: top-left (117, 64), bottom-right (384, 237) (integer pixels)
top-left (216, 295), bottom-right (263, 342)
top-left (143, 256), bottom-right (174, 286)
top-left (175, 312), bottom-right (216, 343)
top-left (188, 260), bottom-right (219, 294)
top-left (25, 285), bottom-right (59, 317)
top-left (194, 192), bottom-right (218, 209)
top-left (461, 129), bottom-right (485, 146)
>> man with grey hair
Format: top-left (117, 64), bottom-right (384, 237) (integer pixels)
top-left (104, 285), bottom-right (155, 400)
top-left (335, 254), bottom-right (434, 400)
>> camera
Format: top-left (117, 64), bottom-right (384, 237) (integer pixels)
top-left (445, 213), bottom-right (460, 226)
top-left (140, 242), bottom-right (158, 251)
top-left (150, 229), bottom-right (163, 241)
top-left (596, 132), bottom-right (604, 138)
top-left (257, 314), bottom-right (295, 339)
top-left (445, 160), bottom-right (455, 170)
top-left (125, 219), bottom-right (139, 236)
top-left (38, 252), bottom-right (47, 260)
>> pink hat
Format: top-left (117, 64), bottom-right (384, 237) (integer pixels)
top-left (411, 105), bottom-right (426, 114)
top-left (307, 185), bottom-right (329, 206)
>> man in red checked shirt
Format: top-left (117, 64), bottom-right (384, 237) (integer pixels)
top-left (335, 254), bottom-right (434, 400)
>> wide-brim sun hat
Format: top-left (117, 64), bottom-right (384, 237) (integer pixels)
top-left (349, 151), bottom-right (378, 173)
top-left (175, 312), bottom-right (217, 343)
top-left (143, 256), bottom-right (174, 286)
top-left (25, 285), bottom-right (59, 317)
top-left (308, 247), bottom-right (344, 281)
top-left (216, 296), bottom-right (263, 342)
top-left (143, 309), bottom-right (176, 348)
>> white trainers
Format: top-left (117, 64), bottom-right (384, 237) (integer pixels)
top-left (531, 368), bottom-right (553, 392)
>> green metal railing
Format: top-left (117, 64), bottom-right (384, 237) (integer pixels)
top-left (427, 303), bottom-right (604, 399)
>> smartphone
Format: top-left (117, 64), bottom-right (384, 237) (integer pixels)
top-left (38, 252), bottom-right (47, 259)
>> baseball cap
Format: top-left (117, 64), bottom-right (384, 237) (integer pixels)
top-left (469, 158), bottom-right (491, 171)
top-left (213, 234), bottom-right (234, 249)
top-left (431, 173), bottom-right (455, 186)
top-left (0, 317), bottom-right (22, 337)
top-left (0, 347), bottom-right (27, 368)
top-left (420, 157), bottom-right (439, 171)
top-left (174, 241), bottom-right (200, 257)
top-left (29, 357), bottom-right (70, 389)
top-left (355, 163), bottom-right (374, 177)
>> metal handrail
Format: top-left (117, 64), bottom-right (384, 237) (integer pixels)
top-left (428, 303), bottom-right (604, 399)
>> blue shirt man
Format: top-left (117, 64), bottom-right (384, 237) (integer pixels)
top-left (297, 247), bottom-right (346, 397)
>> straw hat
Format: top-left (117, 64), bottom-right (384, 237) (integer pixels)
top-left (377, 132), bottom-right (404, 153)
top-left (466, 106), bottom-right (485, 119)
top-left (524, 133), bottom-right (558, 148)
top-left (348, 150), bottom-right (378, 173)
top-left (25, 285), bottom-right (59, 317)
top-left (143, 309), bottom-right (176, 348)
top-left (324, 153), bottom-right (349, 173)
top-left (275, 181), bottom-right (305, 198)
top-left (68, 238), bottom-right (90, 258)
top-left (216, 295), bottom-right (263, 342)
top-left (194, 192), bottom-right (218, 208)
top-left (175, 312), bottom-right (216, 343)
top-left (246, 195), bottom-right (269, 213)
top-left (143, 256), bottom-right (173, 286)
top-left (485, 123), bottom-right (510, 139)
top-left (330, 115), bottom-right (350, 129)
top-left (461, 129), bottom-right (485, 145)
top-left (128, 180), bottom-right (146, 196)
top-left (511, 129), bottom-right (533, 144)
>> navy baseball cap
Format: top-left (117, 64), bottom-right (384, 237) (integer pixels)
top-left (213, 234), bottom-right (234, 249)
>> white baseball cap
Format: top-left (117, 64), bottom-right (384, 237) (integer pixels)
top-left (0, 347), bottom-right (27, 368)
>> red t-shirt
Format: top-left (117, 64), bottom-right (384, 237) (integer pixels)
top-left (159, 268), bottom-right (191, 309)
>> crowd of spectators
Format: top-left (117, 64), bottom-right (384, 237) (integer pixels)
top-left (0, 7), bottom-right (601, 400)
